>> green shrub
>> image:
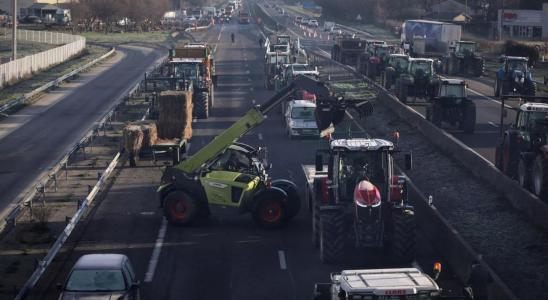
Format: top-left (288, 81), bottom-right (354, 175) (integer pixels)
top-left (503, 39), bottom-right (539, 66)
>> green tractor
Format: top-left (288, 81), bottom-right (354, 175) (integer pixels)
top-left (441, 41), bottom-right (484, 77)
top-left (425, 79), bottom-right (476, 134)
top-left (380, 54), bottom-right (410, 90)
top-left (395, 58), bottom-right (441, 104)
top-left (355, 40), bottom-right (386, 79)
top-left (157, 75), bottom-right (373, 228)
top-left (356, 44), bottom-right (397, 81)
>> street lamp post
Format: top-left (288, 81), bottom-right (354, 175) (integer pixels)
top-left (500, 0), bottom-right (504, 41)
top-left (11, 0), bottom-right (17, 61)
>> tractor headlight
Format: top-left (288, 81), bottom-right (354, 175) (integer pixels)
top-left (290, 120), bottom-right (297, 127)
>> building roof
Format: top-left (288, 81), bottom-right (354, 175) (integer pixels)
top-left (26, 3), bottom-right (62, 10)
top-left (74, 254), bottom-right (127, 270)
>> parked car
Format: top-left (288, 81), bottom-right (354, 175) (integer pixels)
top-left (295, 16), bottom-right (303, 24)
top-left (264, 3), bottom-right (270, 7)
top-left (301, 18), bottom-right (310, 26)
top-left (330, 26), bottom-right (342, 35)
top-left (117, 18), bottom-right (130, 26)
top-left (283, 12), bottom-right (291, 17)
top-left (21, 16), bottom-right (42, 24)
top-left (278, 8), bottom-right (284, 13)
top-left (2, 19), bottom-right (18, 27)
top-left (57, 254), bottom-right (140, 300)
top-left (285, 100), bottom-right (319, 139)
top-left (308, 20), bottom-right (318, 27)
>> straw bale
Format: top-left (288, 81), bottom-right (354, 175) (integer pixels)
top-left (157, 90), bottom-right (193, 139)
top-left (123, 125), bottom-right (144, 156)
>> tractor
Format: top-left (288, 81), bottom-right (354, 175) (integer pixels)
top-left (495, 98), bottom-right (548, 199)
top-left (168, 42), bottom-right (217, 119)
top-left (395, 58), bottom-right (441, 104)
top-left (441, 41), bottom-right (485, 77)
top-left (303, 136), bottom-right (415, 264)
top-left (355, 40), bottom-right (387, 80)
top-left (264, 51), bottom-right (290, 90)
top-left (494, 55), bottom-right (536, 98)
top-left (275, 63), bottom-right (319, 114)
top-left (356, 44), bottom-right (398, 81)
top-left (158, 75), bottom-right (373, 229)
top-left (425, 79), bottom-right (476, 134)
top-left (380, 54), bottom-right (410, 90)
top-left (331, 34), bottom-right (366, 66)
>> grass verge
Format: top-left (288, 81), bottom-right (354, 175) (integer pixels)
top-left (79, 30), bottom-right (181, 44)
top-left (0, 39), bottom-right (57, 60)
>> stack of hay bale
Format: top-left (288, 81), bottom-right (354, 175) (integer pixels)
top-left (122, 90), bottom-right (193, 162)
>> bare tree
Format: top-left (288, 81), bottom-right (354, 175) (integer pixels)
top-left (95, 0), bottom-right (124, 34)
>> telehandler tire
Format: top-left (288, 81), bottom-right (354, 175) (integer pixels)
top-left (252, 195), bottom-right (287, 229)
top-left (391, 209), bottom-right (416, 264)
top-left (194, 92), bottom-right (209, 119)
top-left (532, 154), bottom-right (548, 199)
top-left (163, 190), bottom-right (200, 227)
top-left (319, 210), bottom-right (345, 264)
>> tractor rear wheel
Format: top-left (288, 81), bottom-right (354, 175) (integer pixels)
top-left (462, 101), bottom-right (476, 134)
top-left (518, 156), bottom-right (532, 189)
top-left (474, 58), bottom-right (485, 77)
top-left (451, 57), bottom-right (460, 75)
top-left (426, 104), bottom-right (431, 122)
top-left (312, 199), bottom-right (320, 247)
top-left (429, 85), bottom-right (439, 102)
top-left (532, 154), bottom-right (548, 199)
top-left (319, 210), bottom-right (345, 264)
top-left (501, 80), bottom-right (510, 96)
top-left (395, 79), bottom-right (401, 99)
top-left (163, 190), bottom-right (200, 227)
top-left (525, 79), bottom-right (536, 96)
top-left (431, 101), bottom-right (442, 128)
top-left (391, 209), bottom-right (416, 264)
top-left (383, 72), bottom-right (391, 90)
top-left (495, 139), bottom-right (504, 171)
top-left (193, 92), bottom-right (209, 119)
top-left (252, 194), bottom-right (287, 229)
top-left (272, 182), bottom-right (300, 220)
top-left (366, 62), bottom-right (376, 81)
top-left (340, 53), bottom-right (346, 65)
top-left (503, 131), bottom-right (519, 178)
top-left (209, 85), bottom-right (215, 107)
top-left (399, 83), bottom-right (408, 104)
top-left (494, 77), bottom-right (501, 98)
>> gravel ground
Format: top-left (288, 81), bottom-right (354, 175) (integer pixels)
top-left (329, 79), bottom-right (548, 299)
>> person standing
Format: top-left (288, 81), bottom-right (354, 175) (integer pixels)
top-left (466, 260), bottom-right (493, 300)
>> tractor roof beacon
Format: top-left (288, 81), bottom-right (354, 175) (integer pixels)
top-left (158, 75), bottom-right (373, 230)
top-left (426, 79), bottom-right (476, 134)
top-left (303, 134), bottom-right (415, 264)
top-left (494, 55), bottom-right (536, 99)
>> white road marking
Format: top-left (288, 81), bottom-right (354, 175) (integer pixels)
top-left (467, 88), bottom-right (511, 108)
top-left (245, 64), bottom-right (248, 67)
top-left (250, 88), bottom-right (254, 91)
top-left (278, 251), bottom-right (287, 269)
top-left (258, 133), bottom-right (263, 140)
top-left (489, 122), bottom-right (500, 128)
top-left (245, 58), bottom-right (247, 61)
top-left (214, 44), bottom-right (218, 52)
top-left (247, 71), bottom-right (250, 73)
top-left (218, 32), bottom-right (222, 40)
top-left (244, 53), bottom-right (247, 56)
top-left (144, 218), bottom-right (168, 282)
top-left (193, 118), bottom-right (197, 122)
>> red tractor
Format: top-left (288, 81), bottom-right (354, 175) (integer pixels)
top-left (303, 136), bottom-right (415, 264)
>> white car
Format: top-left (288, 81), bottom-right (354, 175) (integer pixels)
top-left (184, 16), bottom-right (197, 22)
top-left (308, 20), bottom-right (318, 27)
top-left (301, 18), bottom-right (310, 26)
top-left (330, 26), bottom-right (342, 35)
top-left (285, 100), bottom-right (318, 139)
top-left (295, 16), bottom-right (303, 23)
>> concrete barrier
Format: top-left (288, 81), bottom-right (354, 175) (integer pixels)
top-left (397, 165), bottom-right (518, 300)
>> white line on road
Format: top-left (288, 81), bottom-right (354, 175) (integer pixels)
top-left (214, 44), bottom-right (218, 52)
top-left (193, 118), bottom-right (197, 123)
top-left (247, 71), bottom-right (250, 73)
top-left (218, 32), bottom-right (222, 40)
top-left (144, 218), bottom-right (168, 282)
top-left (246, 64), bottom-right (248, 67)
top-left (252, 100), bottom-right (256, 104)
top-left (467, 88), bottom-right (511, 108)
top-left (248, 78), bottom-right (251, 81)
top-left (258, 133), bottom-right (263, 140)
top-left (489, 122), bottom-right (500, 128)
top-left (278, 251), bottom-right (287, 269)
top-left (250, 88), bottom-right (254, 91)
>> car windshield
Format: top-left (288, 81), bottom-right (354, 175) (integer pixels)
top-left (457, 43), bottom-right (475, 53)
top-left (392, 57), bottom-right (408, 68)
top-left (291, 107), bottom-right (314, 119)
top-left (65, 270), bottom-right (126, 292)
top-left (291, 65), bottom-right (308, 72)
top-left (174, 64), bottom-right (198, 79)
top-left (339, 151), bottom-right (388, 199)
top-left (508, 60), bottom-right (527, 72)
top-left (411, 61), bottom-right (432, 75)
top-left (441, 84), bottom-right (465, 98)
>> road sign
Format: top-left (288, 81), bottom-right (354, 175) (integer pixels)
top-left (303, 2), bottom-right (316, 11)
top-left (356, 14), bottom-right (362, 20)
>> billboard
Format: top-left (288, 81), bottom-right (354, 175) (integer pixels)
top-left (303, 3), bottom-right (316, 12)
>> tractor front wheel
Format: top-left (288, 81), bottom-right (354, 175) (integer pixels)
top-left (518, 156), bottom-right (531, 189)
top-left (503, 132), bottom-right (519, 178)
top-left (193, 92), bottom-right (209, 119)
top-left (163, 190), bottom-right (200, 227)
top-left (252, 195), bottom-right (287, 229)
top-left (494, 77), bottom-right (500, 98)
top-left (391, 209), bottom-right (416, 264)
top-left (426, 104), bottom-right (431, 122)
top-left (532, 154), bottom-right (548, 199)
top-left (366, 62), bottom-right (376, 81)
top-left (525, 79), bottom-right (536, 96)
top-left (399, 83), bottom-right (408, 104)
top-left (462, 101), bottom-right (476, 134)
top-left (501, 80), bottom-right (510, 96)
top-left (319, 210), bottom-right (345, 264)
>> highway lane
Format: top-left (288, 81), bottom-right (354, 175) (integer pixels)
top-left (262, 4), bottom-right (546, 164)
top-left (32, 3), bottom-right (467, 299)
top-left (0, 45), bottom-right (164, 223)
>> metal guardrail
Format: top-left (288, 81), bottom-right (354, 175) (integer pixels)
top-left (0, 45), bottom-right (115, 114)
top-left (0, 51), bottom-right (168, 238)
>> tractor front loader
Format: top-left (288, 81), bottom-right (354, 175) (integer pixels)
top-left (395, 58), bottom-right (441, 104)
top-left (442, 41), bottom-right (485, 77)
top-left (157, 75), bottom-right (373, 229)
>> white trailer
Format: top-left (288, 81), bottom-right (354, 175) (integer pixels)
top-left (401, 20), bottom-right (461, 58)
top-left (323, 21), bottom-right (335, 31)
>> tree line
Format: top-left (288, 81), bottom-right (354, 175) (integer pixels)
top-left (66, 0), bottom-right (170, 34)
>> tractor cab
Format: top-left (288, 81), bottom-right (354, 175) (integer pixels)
top-left (455, 41), bottom-right (477, 55)
top-left (277, 34), bottom-right (291, 45)
top-left (364, 40), bottom-right (388, 56)
top-left (512, 103), bottom-right (548, 134)
top-left (436, 79), bottom-right (467, 102)
top-left (388, 54), bottom-right (409, 72)
top-left (408, 58), bottom-right (435, 77)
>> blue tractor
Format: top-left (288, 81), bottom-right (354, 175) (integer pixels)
top-left (494, 55), bottom-right (536, 98)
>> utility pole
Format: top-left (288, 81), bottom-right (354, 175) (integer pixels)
top-left (500, 0), bottom-right (504, 41)
top-left (464, 0), bottom-right (467, 33)
top-left (11, 0), bottom-right (17, 61)
top-left (438, 0), bottom-right (440, 21)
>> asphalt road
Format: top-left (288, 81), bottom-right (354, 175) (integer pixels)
top-left (0, 45), bottom-right (164, 223)
top-left (32, 2), bottom-right (467, 299)
top-left (263, 4), bottom-right (548, 164)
